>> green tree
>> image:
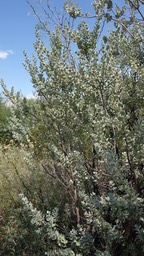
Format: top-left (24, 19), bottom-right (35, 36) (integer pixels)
top-left (0, 94), bottom-right (12, 143)
top-left (1, 0), bottom-right (144, 255)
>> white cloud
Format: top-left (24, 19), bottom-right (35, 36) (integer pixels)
top-left (25, 93), bottom-right (36, 99)
top-left (0, 50), bottom-right (14, 60)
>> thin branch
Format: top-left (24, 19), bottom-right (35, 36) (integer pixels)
top-left (26, 0), bottom-right (51, 34)
top-left (124, 133), bottom-right (136, 184)
top-left (112, 17), bottom-right (136, 39)
top-left (77, 15), bottom-right (97, 19)
top-left (127, 0), bottom-right (144, 20)
top-left (41, 162), bottom-right (74, 202)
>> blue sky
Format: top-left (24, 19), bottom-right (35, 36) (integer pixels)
top-left (0, 0), bottom-right (94, 97)
top-left (0, 0), bottom-right (37, 97)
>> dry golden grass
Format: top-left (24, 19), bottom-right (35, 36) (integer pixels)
top-left (0, 144), bottom-right (32, 215)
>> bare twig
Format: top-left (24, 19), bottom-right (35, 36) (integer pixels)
top-left (127, 0), bottom-right (144, 20)
top-left (26, 0), bottom-right (51, 34)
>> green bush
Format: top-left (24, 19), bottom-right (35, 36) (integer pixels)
top-left (1, 0), bottom-right (144, 255)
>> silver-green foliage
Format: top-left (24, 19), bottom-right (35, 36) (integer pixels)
top-left (1, 0), bottom-right (144, 255)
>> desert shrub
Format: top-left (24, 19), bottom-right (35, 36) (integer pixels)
top-left (1, 0), bottom-right (144, 255)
